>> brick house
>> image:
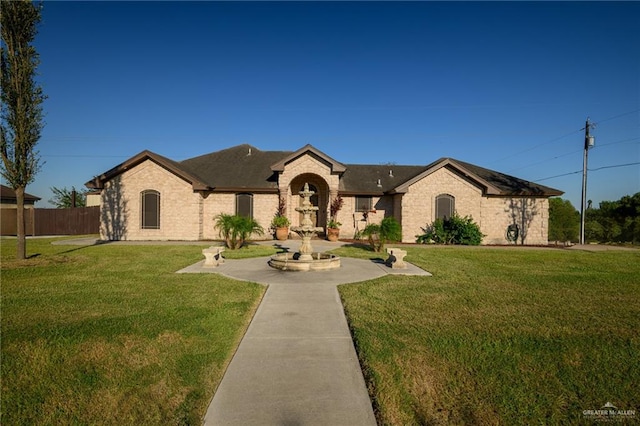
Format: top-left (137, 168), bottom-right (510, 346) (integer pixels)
top-left (85, 144), bottom-right (563, 244)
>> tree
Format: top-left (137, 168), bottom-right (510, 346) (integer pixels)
top-left (548, 198), bottom-right (579, 243)
top-left (1, 0), bottom-right (45, 259)
top-left (49, 186), bottom-right (88, 208)
top-left (584, 193), bottom-right (640, 244)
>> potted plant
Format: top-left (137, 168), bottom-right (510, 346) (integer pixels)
top-left (271, 196), bottom-right (290, 241)
top-left (271, 215), bottom-right (290, 240)
top-left (326, 195), bottom-right (344, 242)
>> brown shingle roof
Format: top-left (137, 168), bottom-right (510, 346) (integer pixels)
top-left (450, 158), bottom-right (563, 196)
top-left (0, 184), bottom-right (41, 204)
top-left (86, 144), bottom-right (563, 197)
top-left (392, 157), bottom-right (564, 196)
top-left (339, 164), bottom-right (427, 194)
top-left (179, 144), bottom-right (286, 192)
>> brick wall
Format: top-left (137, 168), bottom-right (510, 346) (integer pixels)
top-left (202, 193), bottom-right (235, 240)
top-left (100, 160), bottom-right (201, 240)
top-left (402, 167), bottom-right (482, 243)
top-left (336, 195), bottom-right (394, 238)
top-left (481, 196), bottom-right (549, 245)
top-left (201, 192), bottom-right (277, 240)
top-left (401, 167), bottom-right (550, 245)
top-left (99, 154), bottom-right (551, 245)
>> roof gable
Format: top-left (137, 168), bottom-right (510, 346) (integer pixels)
top-left (270, 144), bottom-right (346, 174)
top-left (85, 150), bottom-right (210, 191)
top-left (392, 158), bottom-right (563, 197)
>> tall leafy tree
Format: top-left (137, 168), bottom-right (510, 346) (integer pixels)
top-left (585, 193), bottom-right (640, 244)
top-left (1, 0), bottom-right (45, 259)
top-left (49, 186), bottom-right (88, 208)
top-left (548, 198), bottom-right (579, 243)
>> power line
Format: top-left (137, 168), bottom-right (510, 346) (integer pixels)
top-left (534, 162), bottom-right (640, 183)
top-left (596, 136), bottom-right (640, 148)
top-left (505, 149), bottom-right (582, 173)
top-left (492, 109), bottom-right (639, 167)
top-left (590, 162), bottom-right (640, 172)
top-left (506, 136), bottom-right (639, 174)
top-left (489, 128), bottom-right (582, 165)
top-left (535, 170), bottom-right (582, 182)
top-left (594, 108), bottom-right (640, 125)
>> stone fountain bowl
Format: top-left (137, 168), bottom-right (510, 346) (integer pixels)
top-left (268, 252), bottom-right (341, 271)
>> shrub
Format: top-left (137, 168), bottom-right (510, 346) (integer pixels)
top-left (214, 214), bottom-right (264, 249)
top-left (328, 196), bottom-right (344, 228)
top-left (417, 214), bottom-right (483, 245)
top-left (362, 216), bottom-right (402, 252)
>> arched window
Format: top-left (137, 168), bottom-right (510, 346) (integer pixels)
top-left (141, 190), bottom-right (160, 229)
top-left (435, 194), bottom-right (455, 220)
top-left (236, 193), bottom-right (253, 218)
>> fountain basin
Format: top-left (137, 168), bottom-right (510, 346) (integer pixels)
top-left (268, 252), bottom-right (341, 271)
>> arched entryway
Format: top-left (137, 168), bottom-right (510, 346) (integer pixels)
top-left (290, 173), bottom-right (329, 231)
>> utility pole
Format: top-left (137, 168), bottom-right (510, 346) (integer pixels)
top-left (580, 118), bottom-right (595, 245)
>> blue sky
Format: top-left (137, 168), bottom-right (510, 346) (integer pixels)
top-left (20, 1), bottom-right (640, 209)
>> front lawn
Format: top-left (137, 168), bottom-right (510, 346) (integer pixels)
top-left (1, 238), bottom-right (267, 425)
top-left (336, 245), bottom-right (640, 425)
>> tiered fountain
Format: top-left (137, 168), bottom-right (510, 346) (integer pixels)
top-left (268, 183), bottom-right (341, 271)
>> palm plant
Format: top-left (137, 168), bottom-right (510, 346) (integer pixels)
top-left (214, 214), bottom-right (264, 249)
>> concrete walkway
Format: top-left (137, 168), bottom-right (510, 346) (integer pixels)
top-left (52, 236), bottom-right (430, 424)
top-left (179, 241), bottom-right (429, 426)
top-left (202, 279), bottom-right (376, 425)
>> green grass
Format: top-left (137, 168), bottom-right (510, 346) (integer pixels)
top-left (1, 237), bottom-right (267, 425)
top-left (223, 242), bottom-right (280, 259)
top-left (335, 245), bottom-right (640, 425)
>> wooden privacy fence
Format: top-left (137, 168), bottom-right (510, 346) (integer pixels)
top-left (1, 206), bottom-right (100, 236)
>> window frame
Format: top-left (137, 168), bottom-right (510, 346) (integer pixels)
top-left (355, 196), bottom-right (372, 212)
top-left (141, 190), bottom-right (160, 229)
top-left (235, 193), bottom-right (254, 218)
top-left (435, 194), bottom-right (455, 220)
